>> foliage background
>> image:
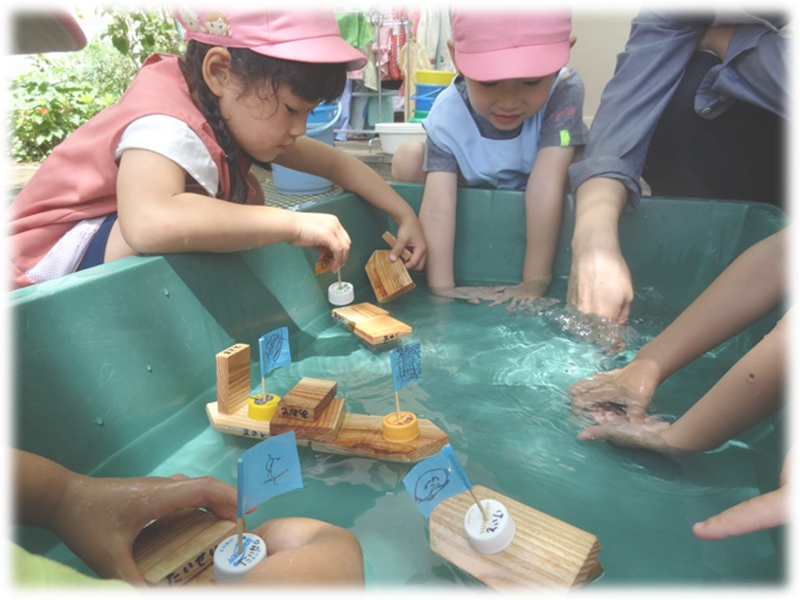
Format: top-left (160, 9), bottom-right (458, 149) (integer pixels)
top-left (8, 6), bottom-right (184, 163)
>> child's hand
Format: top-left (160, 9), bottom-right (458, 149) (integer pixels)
top-left (692, 444), bottom-right (800, 540)
top-left (568, 368), bottom-right (655, 423)
top-left (392, 217), bottom-right (428, 270)
top-left (576, 412), bottom-right (674, 453)
top-left (288, 212), bottom-right (351, 273)
top-left (429, 285), bottom-right (511, 305)
top-left (487, 279), bottom-right (551, 308)
top-left (52, 473), bottom-right (238, 585)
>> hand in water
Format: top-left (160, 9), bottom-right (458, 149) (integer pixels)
top-left (568, 369), bottom-right (654, 423)
top-left (487, 279), bottom-right (550, 309)
top-left (429, 285), bottom-right (512, 305)
top-left (577, 411), bottom-right (674, 453)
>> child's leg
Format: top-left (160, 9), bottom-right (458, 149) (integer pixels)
top-left (391, 140), bottom-right (426, 183)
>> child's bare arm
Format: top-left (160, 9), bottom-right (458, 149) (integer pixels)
top-left (418, 171), bottom-right (459, 291)
top-left (115, 149), bottom-right (351, 271)
top-left (579, 307), bottom-right (789, 452)
top-left (276, 138), bottom-right (427, 269)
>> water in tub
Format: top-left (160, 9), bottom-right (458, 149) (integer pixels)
top-left (44, 281), bottom-right (785, 587)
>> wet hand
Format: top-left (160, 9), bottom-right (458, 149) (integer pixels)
top-left (566, 244), bottom-right (632, 325)
top-left (487, 279), bottom-right (550, 309)
top-left (692, 444), bottom-right (800, 540)
top-left (289, 212), bottom-right (351, 272)
top-left (52, 474), bottom-right (238, 585)
top-left (577, 412), bottom-right (673, 453)
top-left (568, 369), bottom-right (653, 423)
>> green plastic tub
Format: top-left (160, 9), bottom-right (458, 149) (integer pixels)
top-left (10, 183), bottom-right (788, 586)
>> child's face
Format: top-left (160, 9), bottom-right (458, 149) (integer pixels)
top-left (219, 78), bottom-right (318, 163)
top-left (463, 74), bottom-right (557, 131)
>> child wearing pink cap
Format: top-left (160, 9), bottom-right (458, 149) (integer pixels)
top-left (8, 8), bottom-right (426, 290)
top-left (392, 10), bottom-right (586, 306)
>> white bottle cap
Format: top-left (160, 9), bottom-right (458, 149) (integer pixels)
top-left (328, 281), bottom-right (355, 306)
top-left (213, 533), bottom-right (267, 584)
top-left (463, 499), bottom-right (516, 554)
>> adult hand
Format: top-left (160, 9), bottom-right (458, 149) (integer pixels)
top-left (487, 279), bottom-right (550, 309)
top-left (289, 212), bottom-right (351, 273)
top-left (567, 243), bottom-right (633, 325)
top-left (52, 474), bottom-right (238, 585)
top-left (692, 448), bottom-right (790, 540)
top-left (392, 218), bottom-right (428, 271)
top-left (568, 366), bottom-right (657, 423)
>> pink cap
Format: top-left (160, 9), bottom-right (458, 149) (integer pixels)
top-left (451, 10), bottom-right (571, 81)
top-left (176, 8), bottom-right (367, 70)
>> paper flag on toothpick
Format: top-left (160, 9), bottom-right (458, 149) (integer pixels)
top-left (390, 342), bottom-right (422, 392)
top-left (237, 431), bottom-right (303, 518)
top-left (402, 444), bottom-right (468, 518)
top-left (259, 327), bottom-right (292, 379)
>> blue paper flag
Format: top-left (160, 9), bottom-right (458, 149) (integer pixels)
top-left (237, 431), bottom-right (303, 517)
top-left (259, 327), bottom-right (291, 378)
top-left (390, 342), bottom-right (422, 392)
top-left (402, 444), bottom-right (467, 518)
top-left (441, 444), bottom-right (473, 490)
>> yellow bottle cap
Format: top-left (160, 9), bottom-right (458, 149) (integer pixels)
top-left (381, 411), bottom-right (420, 443)
top-left (248, 393), bottom-right (281, 422)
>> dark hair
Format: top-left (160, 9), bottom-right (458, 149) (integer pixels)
top-left (179, 40), bottom-right (348, 203)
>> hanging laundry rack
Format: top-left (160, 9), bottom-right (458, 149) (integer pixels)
top-left (335, 9), bottom-right (412, 138)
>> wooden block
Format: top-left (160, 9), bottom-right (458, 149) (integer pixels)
top-left (310, 412), bottom-right (450, 463)
top-left (365, 250), bottom-right (416, 303)
top-left (332, 302), bottom-right (389, 331)
top-left (207, 400), bottom-right (271, 440)
top-left (269, 397), bottom-right (346, 442)
top-left (215, 343), bottom-right (251, 415)
top-left (277, 377), bottom-right (337, 421)
top-left (381, 231), bottom-right (413, 261)
top-left (133, 508), bottom-right (236, 587)
top-left (429, 485), bottom-right (602, 591)
top-left (353, 314), bottom-right (413, 346)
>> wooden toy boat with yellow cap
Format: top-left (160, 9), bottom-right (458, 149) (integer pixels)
top-left (207, 343), bottom-right (449, 463)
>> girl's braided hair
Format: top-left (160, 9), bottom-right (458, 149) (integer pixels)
top-left (179, 41), bottom-right (348, 204)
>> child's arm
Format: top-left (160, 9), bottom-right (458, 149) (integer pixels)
top-left (692, 447), bottom-right (790, 540)
top-left (418, 171), bottom-right (458, 291)
top-left (275, 137), bottom-right (427, 269)
top-left (244, 517), bottom-right (364, 586)
top-left (116, 149), bottom-right (351, 271)
top-left (488, 146), bottom-right (574, 308)
top-left (570, 227), bottom-right (788, 421)
top-left (578, 306), bottom-right (789, 453)
top-left (13, 449), bottom-right (239, 585)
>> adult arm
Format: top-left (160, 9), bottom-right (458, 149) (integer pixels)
top-left (13, 449), bottom-right (239, 585)
top-left (116, 149), bottom-right (351, 271)
top-left (275, 137), bottom-right (427, 269)
top-left (571, 227), bottom-right (788, 420)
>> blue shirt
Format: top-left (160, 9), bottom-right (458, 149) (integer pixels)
top-left (568, 9), bottom-right (788, 209)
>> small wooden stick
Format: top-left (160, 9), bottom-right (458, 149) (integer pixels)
top-left (394, 391), bottom-right (402, 420)
top-left (382, 231), bottom-right (413, 261)
top-left (237, 517), bottom-right (244, 554)
top-left (470, 489), bottom-right (488, 521)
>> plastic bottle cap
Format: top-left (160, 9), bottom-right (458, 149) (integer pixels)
top-left (328, 282), bottom-right (355, 306)
top-left (381, 411), bottom-right (420, 442)
top-left (213, 533), bottom-right (268, 584)
top-left (247, 393), bottom-right (281, 421)
top-left (463, 499), bottom-right (516, 554)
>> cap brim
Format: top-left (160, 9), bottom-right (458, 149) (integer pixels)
top-left (456, 43), bottom-right (569, 81)
top-left (251, 35), bottom-right (367, 71)
top-left (2, 2), bottom-right (86, 55)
